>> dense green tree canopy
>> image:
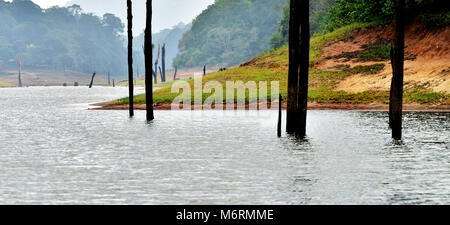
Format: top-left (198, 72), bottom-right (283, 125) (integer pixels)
top-left (270, 0), bottom-right (336, 49)
top-left (173, 0), bottom-right (285, 68)
top-left (0, 0), bottom-right (127, 76)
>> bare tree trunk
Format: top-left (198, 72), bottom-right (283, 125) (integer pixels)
top-left (153, 69), bottom-right (158, 84)
top-left (286, 0), bottom-right (300, 134)
top-left (145, 0), bottom-right (154, 121)
top-left (278, 94), bottom-right (282, 138)
top-left (173, 66), bottom-right (178, 80)
top-left (203, 65), bottom-right (206, 76)
top-left (295, 0), bottom-right (310, 138)
top-left (154, 44), bottom-right (160, 84)
top-left (390, 0), bottom-right (405, 140)
top-left (161, 43), bottom-right (166, 82)
top-left (159, 66), bottom-right (163, 82)
top-left (89, 72), bottom-right (96, 88)
top-left (127, 0), bottom-right (134, 117)
top-left (17, 55), bottom-right (22, 87)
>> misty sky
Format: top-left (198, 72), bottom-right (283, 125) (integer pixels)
top-left (8, 0), bottom-right (214, 34)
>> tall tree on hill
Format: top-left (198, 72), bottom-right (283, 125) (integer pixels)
top-left (296, 0), bottom-right (310, 138)
top-left (389, 0), bottom-right (405, 140)
top-left (145, 0), bottom-right (154, 121)
top-left (286, 0), bottom-right (300, 134)
top-left (127, 0), bottom-right (134, 117)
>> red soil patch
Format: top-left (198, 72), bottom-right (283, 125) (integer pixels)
top-left (320, 21), bottom-right (450, 63)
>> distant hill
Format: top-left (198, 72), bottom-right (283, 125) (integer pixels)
top-left (0, 0), bottom-right (127, 77)
top-left (173, 0), bottom-right (285, 69)
top-left (133, 23), bottom-right (191, 71)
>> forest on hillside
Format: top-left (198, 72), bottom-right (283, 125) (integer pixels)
top-left (0, 0), bottom-right (127, 76)
top-left (173, 0), bottom-right (285, 69)
top-left (271, 0), bottom-right (449, 49)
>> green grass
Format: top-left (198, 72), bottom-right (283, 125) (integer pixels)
top-left (0, 81), bottom-right (14, 87)
top-left (420, 12), bottom-right (450, 28)
top-left (358, 44), bottom-right (391, 61)
top-left (116, 22), bottom-right (449, 107)
top-left (345, 64), bottom-right (386, 75)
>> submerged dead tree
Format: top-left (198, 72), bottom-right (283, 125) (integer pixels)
top-left (89, 72), bottom-right (96, 88)
top-left (161, 43), bottom-right (166, 82)
top-left (17, 55), bottom-right (22, 87)
top-left (173, 65), bottom-right (178, 80)
top-left (286, 0), bottom-right (300, 134)
top-left (296, 0), bottom-right (310, 138)
top-left (127, 0), bottom-right (134, 117)
top-left (144, 0), bottom-right (154, 121)
top-left (152, 69), bottom-right (158, 84)
top-left (278, 94), bottom-right (282, 138)
top-left (389, 0), bottom-right (405, 140)
top-left (154, 44), bottom-right (160, 84)
top-left (203, 65), bottom-right (206, 76)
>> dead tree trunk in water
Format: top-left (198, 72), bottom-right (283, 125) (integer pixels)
top-left (173, 66), bottom-right (178, 80)
top-left (152, 69), bottom-right (157, 84)
top-left (154, 44), bottom-right (160, 84)
top-left (17, 55), bottom-right (22, 87)
top-left (145, 0), bottom-right (154, 121)
top-left (389, 0), bottom-right (405, 140)
top-left (89, 72), bottom-right (96, 88)
top-left (159, 66), bottom-right (163, 79)
top-left (127, 0), bottom-right (134, 117)
top-left (295, 0), bottom-right (310, 138)
top-left (203, 65), bottom-right (206, 76)
top-left (278, 94), bottom-right (282, 138)
top-left (161, 43), bottom-right (166, 82)
top-left (286, 0), bottom-right (300, 134)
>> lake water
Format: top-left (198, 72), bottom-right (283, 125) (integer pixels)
top-left (0, 87), bottom-right (449, 205)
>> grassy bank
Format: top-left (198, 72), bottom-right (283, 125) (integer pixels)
top-left (115, 23), bottom-right (450, 107)
top-left (0, 81), bottom-right (14, 87)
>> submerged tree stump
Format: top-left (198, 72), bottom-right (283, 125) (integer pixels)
top-left (17, 55), bottom-right (22, 88)
top-left (389, 0), bottom-right (405, 140)
top-left (296, 0), bottom-right (310, 138)
top-left (127, 0), bottom-right (134, 117)
top-left (161, 43), bottom-right (166, 82)
top-left (278, 94), bottom-right (282, 138)
top-left (286, 0), bottom-right (300, 134)
top-left (89, 72), bottom-right (96, 88)
top-left (173, 66), bottom-right (178, 80)
top-left (144, 0), bottom-right (154, 121)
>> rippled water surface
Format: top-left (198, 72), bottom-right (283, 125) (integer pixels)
top-left (0, 87), bottom-right (449, 204)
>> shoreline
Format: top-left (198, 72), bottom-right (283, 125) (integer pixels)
top-left (90, 101), bottom-right (450, 112)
